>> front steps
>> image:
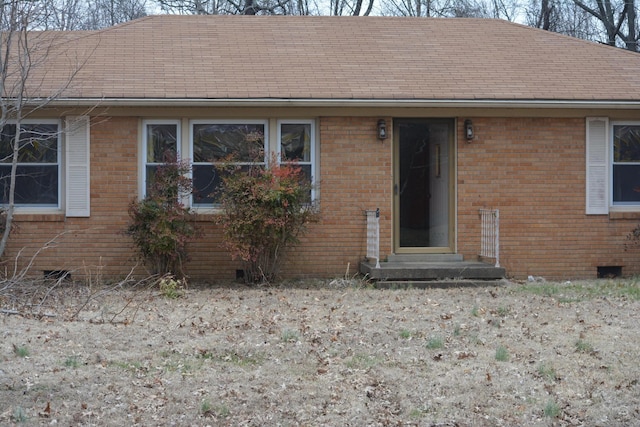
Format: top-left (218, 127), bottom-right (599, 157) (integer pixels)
top-left (359, 254), bottom-right (505, 283)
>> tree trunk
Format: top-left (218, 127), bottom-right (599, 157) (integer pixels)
top-left (626, 0), bottom-right (637, 50)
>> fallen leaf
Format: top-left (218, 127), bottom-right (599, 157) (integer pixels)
top-left (38, 402), bottom-right (51, 418)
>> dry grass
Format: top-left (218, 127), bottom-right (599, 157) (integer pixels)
top-left (1, 278), bottom-right (640, 425)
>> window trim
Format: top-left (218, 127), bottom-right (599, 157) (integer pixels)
top-left (141, 119), bottom-right (181, 198)
top-left (0, 118), bottom-right (62, 211)
top-left (189, 119), bottom-right (269, 209)
top-left (277, 119), bottom-right (317, 202)
top-left (611, 120), bottom-right (640, 208)
top-left (587, 117), bottom-right (640, 214)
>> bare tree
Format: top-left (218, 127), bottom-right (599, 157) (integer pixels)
top-left (327, 0), bottom-right (375, 15)
top-left (154, 0), bottom-right (301, 14)
top-left (573, 0), bottom-right (638, 50)
top-left (39, 0), bottom-right (87, 30)
top-left (0, 0), bottom-right (39, 257)
top-left (84, 0), bottom-right (148, 28)
top-left (525, 0), bottom-right (638, 50)
top-left (0, 1), bottom-right (86, 258)
top-left (528, 0), bottom-right (599, 37)
top-left (380, 0), bottom-right (494, 17)
top-left (34, 0), bottom-right (147, 30)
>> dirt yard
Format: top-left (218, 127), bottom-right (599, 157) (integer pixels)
top-left (1, 278), bottom-right (639, 426)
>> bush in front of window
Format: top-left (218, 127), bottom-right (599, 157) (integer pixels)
top-left (127, 157), bottom-right (197, 277)
top-left (216, 155), bottom-right (318, 284)
top-left (626, 223), bottom-right (640, 250)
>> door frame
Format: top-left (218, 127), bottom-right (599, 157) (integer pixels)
top-left (392, 118), bottom-right (457, 254)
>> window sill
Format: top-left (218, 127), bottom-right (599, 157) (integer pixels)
top-left (609, 208), bottom-right (640, 220)
top-left (13, 212), bottom-right (65, 222)
top-left (193, 208), bottom-right (222, 221)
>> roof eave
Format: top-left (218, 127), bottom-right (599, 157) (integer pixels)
top-left (35, 97), bottom-right (640, 109)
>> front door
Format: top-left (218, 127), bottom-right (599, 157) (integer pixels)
top-left (394, 119), bottom-right (454, 252)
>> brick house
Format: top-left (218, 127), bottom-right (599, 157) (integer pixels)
top-left (4, 15), bottom-right (640, 281)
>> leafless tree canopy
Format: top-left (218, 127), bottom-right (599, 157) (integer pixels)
top-left (0, 0), bottom-right (636, 49)
top-left (525, 0), bottom-right (638, 50)
top-left (1, 0), bottom-right (147, 30)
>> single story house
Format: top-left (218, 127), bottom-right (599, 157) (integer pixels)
top-left (4, 15), bottom-right (640, 281)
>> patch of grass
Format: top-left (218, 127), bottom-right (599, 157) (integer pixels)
top-left (543, 399), bottom-right (561, 418)
top-left (453, 324), bottom-right (461, 337)
top-left (201, 400), bottom-right (212, 415)
top-left (496, 306), bottom-right (510, 317)
top-left (518, 283), bottom-right (561, 298)
top-left (64, 355), bottom-right (80, 368)
top-left (346, 353), bottom-right (378, 370)
top-left (575, 339), bottom-right (595, 354)
top-left (199, 350), bottom-right (263, 367)
top-left (608, 279), bottom-right (640, 299)
top-left (517, 279), bottom-right (640, 302)
top-left (216, 404), bottom-right (230, 418)
top-left (426, 336), bottom-right (444, 350)
top-left (399, 329), bottom-right (412, 339)
top-left (12, 407), bottom-right (27, 423)
top-left (111, 360), bottom-right (145, 373)
top-left (200, 399), bottom-right (229, 418)
top-left (537, 362), bottom-right (557, 382)
top-left (13, 345), bottom-right (29, 358)
top-left (409, 406), bottom-right (433, 418)
top-left (471, 305), bottom-right (479, 317)
top-left (281, 329), bottom-right (299, 343)
top-left (495, 345), bottom-right (509, 362)
top-left (227, 352), bottom-right (262, 366)
top-left (162, 358), bottom-right (195, 374)
top-left (557, 296), bottom-right (581, 304)
top-left (469, 334), bottom-right (484, 346)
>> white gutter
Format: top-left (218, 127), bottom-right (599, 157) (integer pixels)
top-left (34, 97), bottom-right (640, 109)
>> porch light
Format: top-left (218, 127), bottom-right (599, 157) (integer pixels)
top-left (377, 119), bottom-right (387, 140)
top-left (464, 119), bottom-right (474, 141)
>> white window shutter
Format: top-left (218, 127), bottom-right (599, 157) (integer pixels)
top-left (65, 116), bottom-right (90, 217)
top-left (585, 117), bottom-right (609, 215)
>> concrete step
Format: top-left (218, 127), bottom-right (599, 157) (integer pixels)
top-left (360, 259), bottom-right (505, 281)
top-left (386, 253), bottom-right (464, 263)
top-left (373, 279), bottom-right (508, 289)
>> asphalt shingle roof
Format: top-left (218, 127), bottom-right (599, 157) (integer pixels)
top-left (22, 15), bottom-right (640, 103)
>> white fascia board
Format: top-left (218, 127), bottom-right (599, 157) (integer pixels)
top-left (33, 97), bottom-right (640, 109)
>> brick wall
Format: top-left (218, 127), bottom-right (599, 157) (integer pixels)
top-left (5, 115), bottom-right (393, 281)
top-left (7, 117), bottom-right (139, 280)
top-left (5, 114), bottom-right (638, 282)
top-left (457, 117), bottom-right (640, 280)
top-left (187, 116), bottom-right (393, 280)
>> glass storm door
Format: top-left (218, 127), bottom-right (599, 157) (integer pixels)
top-left (394, 119), bottom-right (454, 252)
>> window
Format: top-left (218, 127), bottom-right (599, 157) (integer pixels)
top-left (278, 120), bottom-right (315, 200)
top-left (0, 121), bottom-right (60, 207)
top-left (191, 121), bottom-right (266, 206)
top-left (612, 123), bottom-right (640, 204)
top-left (143, 121), bottom-right (180, 196)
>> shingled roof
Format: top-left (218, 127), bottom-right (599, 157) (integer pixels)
top-left (22, 15), bottom-right (640, 106)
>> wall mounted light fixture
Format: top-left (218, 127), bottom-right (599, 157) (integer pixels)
top-left (377, 119), bottom-right (387, 140)
top-left (464, 119), bottom-right (474, 141)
